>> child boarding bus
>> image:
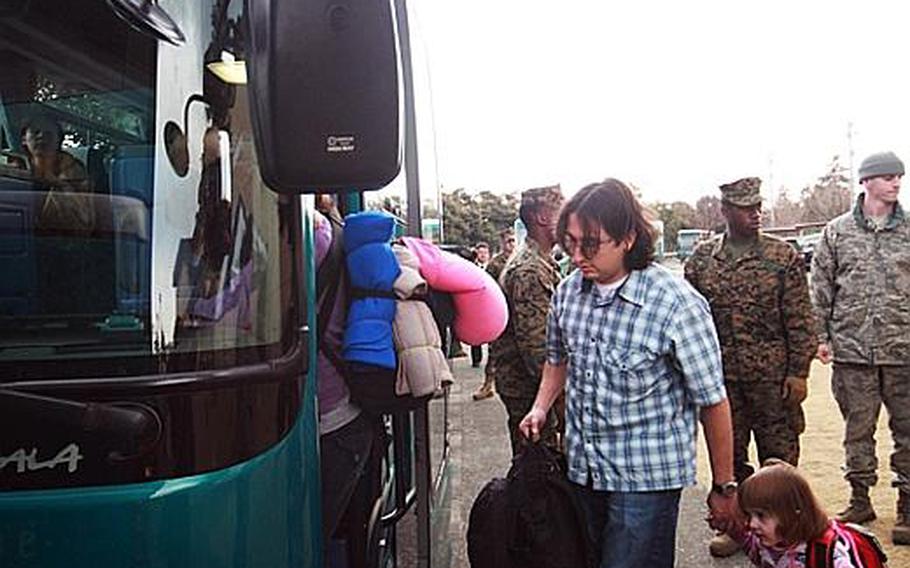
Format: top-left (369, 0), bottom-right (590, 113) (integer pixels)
top-left (0, 0), bottom-right (450, 566)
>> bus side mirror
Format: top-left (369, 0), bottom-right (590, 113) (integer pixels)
top-left (246, 0), bottom-right (401, 194)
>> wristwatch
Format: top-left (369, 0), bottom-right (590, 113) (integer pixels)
top-left (711, 480), bottom-right (738, 497)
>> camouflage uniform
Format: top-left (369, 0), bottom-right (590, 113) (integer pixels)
top-left (685, 177), bottom-right (816, 482)
top-left (474, 250), bottom-right (513, 397)
top-left (492, 187), bottom-right (563, 455)
top-left (811, 193), bottom-right (910, 494)
top-left (486, 250), bottom-right (511, 282)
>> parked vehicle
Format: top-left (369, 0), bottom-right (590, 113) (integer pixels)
top-left (797, 232), bottom-right (822, 269)
top-left (676, 229), bottom-right (712, 261)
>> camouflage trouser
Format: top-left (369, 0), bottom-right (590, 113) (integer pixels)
top-left (831, 364), bottom-right (910, 492)
top-left (499, 394), bottom-right (562, 456)
top-left (478, 352), bottom-right (497, 394)
top-left (788, 400), bottom-right (806, 436)
top-left (727, 380), bottom-right (800, 482)
top-left (786, 398), bottom-right (806, 465)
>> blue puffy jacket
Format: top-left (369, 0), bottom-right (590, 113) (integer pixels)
top-left (342, 211), bottom-right (401, 369)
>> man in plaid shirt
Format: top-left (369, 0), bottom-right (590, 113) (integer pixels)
top-left (520, 179), bottom-right (737, 568)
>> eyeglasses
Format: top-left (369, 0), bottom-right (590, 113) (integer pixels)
top-left (562, 235), bottom-right (613, 259)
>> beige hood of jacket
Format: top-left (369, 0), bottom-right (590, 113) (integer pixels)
top-left (392, 245), bottom-right (454, 396)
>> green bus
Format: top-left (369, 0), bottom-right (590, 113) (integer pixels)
top-left (0, 1), bottom-right (449, 566)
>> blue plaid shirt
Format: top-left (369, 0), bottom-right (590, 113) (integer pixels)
top-left (546, 264), bottom-right (726, 491)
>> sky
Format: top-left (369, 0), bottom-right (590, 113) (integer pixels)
top-left (415, 1), bottom-right (910, 205)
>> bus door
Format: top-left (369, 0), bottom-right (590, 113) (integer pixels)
top-left (0, 1), bottom-right (315, 566)
top-left (346, 2), bottom-right (452, 565)
top-left (247, 0), bottom-right (452, 564)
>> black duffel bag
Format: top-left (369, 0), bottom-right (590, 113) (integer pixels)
top-left (467, 444), bottom-right (594, 568)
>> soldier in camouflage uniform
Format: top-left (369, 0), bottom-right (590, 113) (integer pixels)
top-left (685, 177), bottom-right (816, 557)
top-left (473, 228), bottom-right (516, 400)
top-left (486, 228), bottom-right (516, 282)
top-left (490, 186), bottom-right (564, 455)
top-left (470, 242), bottom-right (492, 368)
top-left (811, 151), bottom-right (910, 545)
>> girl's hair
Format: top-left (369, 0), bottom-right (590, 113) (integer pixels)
top-left (738, 461), bottom-right (829, 545)
top-left (555, 178), bottom-right (656, 270)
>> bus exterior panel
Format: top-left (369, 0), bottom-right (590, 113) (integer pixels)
top-left (0, 404), bottom-right (319, 567)
top-left (0, 1), bottom-right (320, 566)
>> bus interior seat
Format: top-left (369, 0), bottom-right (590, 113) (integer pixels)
top-left (0, 193), bottom-right (37, 316)
top-left (86, 147), bottom-right (109, 194)
top-left (109, 145), bottom-right (153, 315)
top-left (110, 145), bottom-right (153, 204)
top-left (62, 146), bottom-right (109, 195)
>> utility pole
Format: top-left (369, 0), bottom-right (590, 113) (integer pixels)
top-left (767, 154), bottom-right (777, 227)
top-left (847, 121), bottom-right (856, 194)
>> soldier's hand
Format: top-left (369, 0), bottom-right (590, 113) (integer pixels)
top-left (816, 342), bottom-right (833, 364)
top-left (781, 376), bottom-right (808, 404)
top-left (519, 406), bottom-right (547, 442)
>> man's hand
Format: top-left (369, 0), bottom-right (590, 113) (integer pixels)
top-left (816, 342), bottom-right (833, 364)
top-left (706, 490), bottom-right (740, 534)
top-left (781, 376), bottom-right (808, 404)
top-left (519, 406), bottom-right (547, 442)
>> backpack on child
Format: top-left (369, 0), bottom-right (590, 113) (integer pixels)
top-left (807, 521), bottom-right (888, 568)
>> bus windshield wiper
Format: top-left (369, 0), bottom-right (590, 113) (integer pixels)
top-left (0, 388), bottom-right (160, 461)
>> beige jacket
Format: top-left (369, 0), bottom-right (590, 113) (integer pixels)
top-left (392, 245), bottom-right (453, 396)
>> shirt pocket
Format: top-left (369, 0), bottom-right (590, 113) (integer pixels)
top-left (598, 344), bottom-right (659, 401)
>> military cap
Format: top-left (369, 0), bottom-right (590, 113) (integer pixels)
top-left (719, 177), bottom-right (762, 207)
top-left (858, 151), bottom-right (905, 181)
top-left (520, 184), bottom-right (564, 210)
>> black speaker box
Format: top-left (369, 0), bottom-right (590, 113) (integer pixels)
top-left (248, 0), bottom-right (401, 193)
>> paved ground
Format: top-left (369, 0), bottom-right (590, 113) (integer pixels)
top-left (438, 258), bottom-right (909, 567)
top-left (446, 356), bottom-right (751, 568)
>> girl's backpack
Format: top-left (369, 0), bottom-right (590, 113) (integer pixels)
top-left (807, 521), bottom-right (888, 568)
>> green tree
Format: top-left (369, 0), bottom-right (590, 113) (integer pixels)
top-left (651, 201), bottom-right (697, 251)
top-left (442, 188), bottom-right (519, 249)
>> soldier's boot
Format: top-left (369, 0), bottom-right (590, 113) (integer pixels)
top-left (893, 492), bottom-right (910, 545)
top-left (708, 533), bottom-right (741, 558)
top-left (835, 485), bottom-right (876, 524)
top-left (472, 381), bottom-right (494, 401)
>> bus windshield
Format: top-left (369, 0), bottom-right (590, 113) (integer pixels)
top-left (0, 0), bottom-right (298, 381)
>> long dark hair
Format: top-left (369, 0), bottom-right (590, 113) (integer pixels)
top-left (556, 178), bottom-right (655, 270)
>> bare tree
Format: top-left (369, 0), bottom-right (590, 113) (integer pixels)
top-left (800, 156), bottom-right (853, 223)
top-left (769, 187), bottom-right (803, 227)
top-left (694, 195), bottom-right (724, 231)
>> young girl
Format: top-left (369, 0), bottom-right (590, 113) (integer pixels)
top-left (727, 460), bottom-right (887, 568)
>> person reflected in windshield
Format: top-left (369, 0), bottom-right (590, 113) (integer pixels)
top-left (191, 126), bottom-right (232, 294)
top-left (22, 115), bottom-right (95, 234)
